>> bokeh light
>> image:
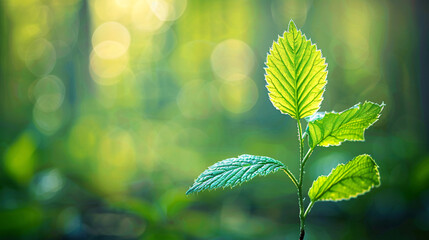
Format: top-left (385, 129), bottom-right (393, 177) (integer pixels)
top-left (90, 50), bottom-right (129, 81)
top-left (271, 0), bottom-right (309, 27)
top-left (31, 169), bottom-right (64, 201)
top-left (4, 132), bottom-right (37, 185)
top-left (92, 0), bottom-right (129, 21)
top-left (94, 128), bottom-right (137, 193)
top-left (32, 107), bottom-right (63, 135)
top-left (92, 21), bottom-right (131, 59)
top-left (24, 38), bottom-right (56, 76)
top-left (217, 76), bottom-right (258, 114)
top-left (132, 0), bottom-right (168, 33)
top-left (32, 75), bottom-right (65, 112)
top-left (0, 0), bottom-right (427, 239)
top-left (211, 39), bottom-right (255, 81)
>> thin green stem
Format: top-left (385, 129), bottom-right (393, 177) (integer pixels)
top-left (303, 201), bottom-right (315, 219)
top-left (302, 148), bottom-right (314, 168)
top-left (297, 119), bottom-right (305, 240)
top-left (296, 121), bottom-right (316, 240)
top-left (282, 168), bottom-right (299, 189)
top-left (297, 120), bottom-right (304, 163)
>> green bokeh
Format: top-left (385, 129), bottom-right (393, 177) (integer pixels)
top-left (0, 0), bottom-right (428, 239)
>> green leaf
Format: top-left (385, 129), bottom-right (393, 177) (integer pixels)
top-left (307, 101), bottom-right (384, 148)
top-left (265, 20), bottom-right (328, 119)
top-left (186, 155), bottom-right (285, 195)
top-left (304, 112), bottom-right (325, 123)
top-left (308, 154), bottom-right (380, 202)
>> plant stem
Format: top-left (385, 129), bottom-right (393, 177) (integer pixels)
top-left (295, 120), bottom-right (317, 239)
top-left (302, 148), bottom-right (314, 168)
top-left (297, 120), bottom-right (304, 162)
top-left (296, 120), bottom-right (305, 240)
top-left (282, 168), bottom-right (299, 189)
top-left (303, 201), bottom-right (315, 218)
top-left (298, 201), bottom-right (315, 240)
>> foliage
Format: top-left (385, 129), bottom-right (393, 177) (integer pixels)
top-left (265, 20), bottom-right (327, 119)
top-left (308, 154), bottom-right (380, 202)
top-left (187, 20), bottom-right (384, 240)
top-left (306, 101), bottom-right (385, 148)
top-left (186, 155), bottom-right (286, 195)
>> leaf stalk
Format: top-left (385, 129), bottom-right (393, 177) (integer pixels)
top-left (302, 148), bottom-right (314, 168)
top-left (282, 168), bottom-right (299, 189)
top-left (303, 201), bottom-right (315, 218)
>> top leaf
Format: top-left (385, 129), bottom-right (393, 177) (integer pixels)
top-left (265, 20), bottom-right (328, 119)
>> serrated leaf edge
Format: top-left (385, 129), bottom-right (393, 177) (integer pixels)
top-left (264, 19), bottom-right (329, 120)
top-left (309, 154), bottom-right (381, 202)
top-left (186, 154), bottom-right (286, 195)
top-left (308, 101), bottom-right (385, 147)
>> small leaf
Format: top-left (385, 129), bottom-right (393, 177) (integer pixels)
top-left (186, 155), bottom-right (285, 195)
top-left (308, 154), bottom-right (380, 202)
top-left (265, 20), bottom-right (328, 120)
top-left (307, 101), bottom-right (384, 148)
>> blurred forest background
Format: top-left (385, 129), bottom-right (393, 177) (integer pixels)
top-left (0, 0), bottom-right (428, 239)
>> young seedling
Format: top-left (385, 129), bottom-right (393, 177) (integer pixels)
top-left (186, 20), bottom-right (384, 240)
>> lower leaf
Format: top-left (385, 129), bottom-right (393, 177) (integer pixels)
top-left (308, 154), bottom-right (380, 202)
top-left (186, 154), bottom-right (285, 195)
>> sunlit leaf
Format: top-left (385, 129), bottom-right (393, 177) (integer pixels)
top-left (307, 101), bottom-right (384, 148)
top-left (186, 155), bottom-right (285, 195)
top-left (265, 20), bottom-right (327, 119)
top-left (308, 154), bottom-right (380, 202)
top-left (304, 111), bottom-right (325, 122)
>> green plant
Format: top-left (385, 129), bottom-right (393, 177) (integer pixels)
top-left (186, 20), bottom-right (384, 240)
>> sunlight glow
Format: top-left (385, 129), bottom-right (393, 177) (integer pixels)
top-left (92, 22), bottom-right (131, 59)
top-left (211, 39), bottom-right (255, 81)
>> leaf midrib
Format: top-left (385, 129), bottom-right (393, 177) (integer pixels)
top-left (312, 104), bottom-right (380, 147)
top-left (313, 161), bottom-right (377, 201)
top-left (314, 174), bottom-right (377, 201)
top-left (277, 32), bottom-right (300, 118)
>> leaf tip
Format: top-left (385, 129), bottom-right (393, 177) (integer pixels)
top-left (288, 19), bottom-right (297, 32)
top-left (185, 186), bottom-right (195, 195)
